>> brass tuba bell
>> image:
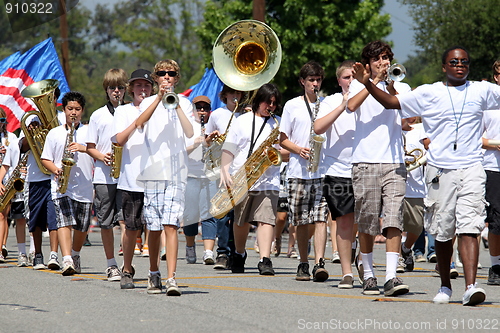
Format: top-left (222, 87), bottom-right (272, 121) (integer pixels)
top-left (212, 20), bottom-right (282, 92)
top-left (21, 79), bottom-right (60, 175)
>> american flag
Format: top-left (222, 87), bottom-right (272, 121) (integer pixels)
top-left (0, 38), bottom-right (69, 132)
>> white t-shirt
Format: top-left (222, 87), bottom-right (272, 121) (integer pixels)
top-left (318, 93), bottom-right (355, 178)
top-left (86, 105), bottom-right (118, 185)
top-left (41, 124), bottom-right (94, 203)
top-left (205, 106), bottom-right (242, 134)
top-left (185, 120), bottom-right (206, 178)
top-left (398, 80), bottom-right (500, 169)
top-left (223, 111), bottom-right (280, 191)
top-left (137, 94), bottom-right (194, 185)
top-left (111, 103), bottom-right (145, 192)
top-left (404, 123), bottom-right (427, 198)
top-left (280, 95), bottom-right (327, 179)
top-left (348, 79), bottom-right (411, 164)
top-left (482, 110), bottom-right (500, 172)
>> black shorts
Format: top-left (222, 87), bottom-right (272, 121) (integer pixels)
top-left (9, 201), bottom-right (25, 220)
top-left (277, 197), bottom-right (289, 213)
top-left (121, 190), bottom-right (145, 231)
top-left (323, 175), bottom-right (354, 220)
top-left (486, 170), bottom-right (500, 235)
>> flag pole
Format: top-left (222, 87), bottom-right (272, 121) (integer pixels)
top-left (59, 0), bottom-right (70, 87)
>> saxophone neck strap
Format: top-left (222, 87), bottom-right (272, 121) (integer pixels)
top-left (247, 113), bottom-right (270, 158)
top-left (106, 101), bottom-right (116, 116)
top-left (303, 95), bottom-right (313, 120)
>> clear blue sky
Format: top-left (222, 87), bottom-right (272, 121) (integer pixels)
top-left (83, 0), bottom-right (417, 62)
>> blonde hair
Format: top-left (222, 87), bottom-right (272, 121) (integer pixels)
top-left (152, 60), bottom-right (181, 84)
top-left (336, 60), bottom-right (355, 79)
top-left (102, 68), bottom-right (128, 101)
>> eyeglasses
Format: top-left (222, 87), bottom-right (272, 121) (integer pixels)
top-left (108, 86), bottom-right (125, 90)
top-left (196, 105), bottom-right (211, 111)
top-left (0, 118), bottom-right (6, 123)
top-left (156, 70), bottom-right (178, 77)
top-left (448, 59), bottom-right (470, 67)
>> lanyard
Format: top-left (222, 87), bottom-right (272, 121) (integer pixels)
top-left (247, 112), bottom-right (269, 158)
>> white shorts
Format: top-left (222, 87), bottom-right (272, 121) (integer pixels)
top-left (424, 163), bottom-right (486, 242)
top-left (143, 181), bottom-right (185, 231)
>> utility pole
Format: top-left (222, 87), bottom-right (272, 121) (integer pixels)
top-left (253, 0), bottom-right (265, 23)
top-left (59, 0), bottom-right (71, 87)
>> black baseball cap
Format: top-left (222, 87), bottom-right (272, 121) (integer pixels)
top-left (129, 69), bottom-right (153, 84)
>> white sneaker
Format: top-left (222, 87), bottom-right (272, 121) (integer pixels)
top-left (203, 250), bottom-right (215, 265)
top-left (61, 259), bottom-right (76, 276)
top-left (186, 246), bottom-right (196, 264)
top-left (462, 283), bottom-right (486, 306)
top-left (166, 277), bottom-right (181, 296)
top-left (331, 251), bottom-right (340, 264)
top-left (433, 286), bottom-right (452, 304)
top-left (47, 254), bottom-right (61, 270)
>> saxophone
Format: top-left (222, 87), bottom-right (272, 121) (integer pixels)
top-left (203, 98), bottom-right (239, 180)
top-left (58, 118), bottom-right (76, 194)
top-left (0, 153), bottom-right (29, 212)
top-left (110, 142), bottom-right (123, 178)
top-left (209, 114), bottom-right (282, 219)
top-left (306, 90), bottom-right (326, 173)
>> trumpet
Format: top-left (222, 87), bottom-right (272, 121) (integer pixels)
top-left (405, 147), bottom-right (426, 171)
top-left (387, 63), bottom-right (406, 82)
top-left (162, 87), bottom-right (179, 110)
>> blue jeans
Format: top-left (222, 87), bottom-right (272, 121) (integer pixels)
top-left (183, 217), bottom-right (217, 240)
top-left (413, 229), bottom-right (435, 258)
top-left (216, 210), bottom-right (234, 256)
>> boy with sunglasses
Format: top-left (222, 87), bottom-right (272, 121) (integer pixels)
top-left (86, 68), bottom-right (128, 282)
top-left (353, 46), bottom-right (500, 306)
top-left (135, 59), bottom-right (194, 296)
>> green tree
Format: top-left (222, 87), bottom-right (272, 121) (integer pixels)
top-left (197, 0), bottom-right (392, 101)
top-left (402, 0), bottom-right (500, 84)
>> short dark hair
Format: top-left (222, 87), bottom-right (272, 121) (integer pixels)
top-left (62, 91), bottom-right (86, 109)
top-left (299, 61), bottom-right (324, 86)
top-left (219, 84), bottom-right (242, 104)
top-left (251, 83), bottom-right (281, 114)
top-left (442, 46), bottom-right (470, 64)
top-left (361, 41), bottom-right (394, 66)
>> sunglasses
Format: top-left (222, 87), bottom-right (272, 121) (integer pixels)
top-left (448, 59), bottom-right (470, 67)
top-left (0, 118), bottom-right (6, 123)
top-left (108, 86), bottom-right (125, 90)
top-left (156, 70), bottom-right (178, 77)
top-left (196, 105), bottom-right (211, 111)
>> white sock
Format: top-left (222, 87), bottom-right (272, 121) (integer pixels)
top-left (107, 258), bottom-right (117, 267)
top-left (17, 243), bottom-right (26, 255)
top-left (351, 241), bottom-right (357, 250)
top-left (50, 251), bottom-right (58, 258)
top-left (236, 251), bottom-right (246, 257)
top-left (343, 273), bottom-right (354, 279)
top-left (29, 235), bottom-right (35, 253)
top-left (149, 270), bottom-right (160, 276)
top-left (71, 250), bottom-right (80, 257)
top-left (361, 252), bottom-right (374, 280)
top-left (63, 255), bottom-right (72, 263)
top-left (386, 252), bottom-right (399, 282)
top-left (490, 255), bottom-right (500, 267)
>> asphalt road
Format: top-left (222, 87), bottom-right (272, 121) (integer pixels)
top-left (1, 227), bottom-right (499, 333)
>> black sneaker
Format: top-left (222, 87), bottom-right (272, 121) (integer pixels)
top-left (231, 252), bottom-right (246, 273)
top-left (312, 258), bottom-right (329, 282)
top-left (214, 254), bottom-right (229, 270)
top-left (383, 277), bottom-right (409, 296)
top-left (120, 271), bottom-right (134, 289)
top-left (33, 253), bottom-right (46, 270)
top-left (258, 257), bottom-right (275, 275)
top-left (487, 265), bottom-right (500, 285)
top-left (296, 262), bottom-right (310, 281)
top-left (401, 246), bottom-right (414, 272)
top-left (362, 277), bottom-right (380, 295)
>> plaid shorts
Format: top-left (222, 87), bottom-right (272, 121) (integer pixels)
top-left (143, 180), bottom-right (185, 231)
top-left (54, 196), bottom-right (93, 232)
top-left (352, 163), bottom-right (406, 236)
top-left (287, 178), bottom-right (328, 226)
